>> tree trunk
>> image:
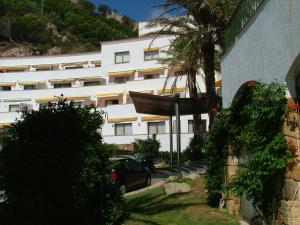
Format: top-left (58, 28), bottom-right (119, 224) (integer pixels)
top-left (187, 70), bottom-right (203, 144)
top-left (202, 36), bottom-right (216, 129)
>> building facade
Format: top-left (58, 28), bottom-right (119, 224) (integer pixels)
top-left (221, 0), bottom-right (300, 224)
top-left (0, 24), bottom-right (209, 151)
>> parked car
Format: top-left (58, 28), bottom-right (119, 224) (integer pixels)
top-left (114, 154), bottom-right (155, 172)
top-left (133, 153), bottom-right (156, 172)
top-left (109, 156), bottom-right (151, 194)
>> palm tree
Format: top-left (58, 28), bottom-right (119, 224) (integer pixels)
top-left (156, 0), bottom-right (239, 128)
top-left (159, 21), bottom-right (205, 142)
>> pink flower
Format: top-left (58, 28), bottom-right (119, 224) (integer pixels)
top-left (248, 80), bottom-right (255, 88)
top-left (288, 102), bottom-right (300, 112)
top-left (211, 107), bottom-right (217, 113)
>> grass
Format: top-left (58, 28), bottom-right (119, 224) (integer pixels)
top-left (123, 177), bottom-right (240, 225)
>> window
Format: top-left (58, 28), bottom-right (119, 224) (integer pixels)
top-left (148, 121), bottom-right (165, 134)
top-left (296, 73), bottom-right (300, 101)
top-left (145, 23), bottom-right (157, 29)
top-left (72, 101), bottom-right (83, 107)
top-left (24, 85), bottom-right (36, 90)
top-left (83, 81), bottom-right (101, 86)
top-left (144, 50), bottom-right (159, 61)
top-left (39, 103), bottom-right (48, 108)
top-left (105, 99), bottom-right (119, 106)
top-left (144, 74), bottom-right (155, 80)
top-left (0, 86), bottom-right (11, 91)
top-left (188, 120), bottom-right (207, 133)
top-left (125, 159), bottom-right (142, 171)
top-left (65, 65), bottom-right (84, 70)
top-left (115, 51), bottom-right (130, 64)
top-left (9, 104), bottom-right (19, 112)
top-left (115, 123), bottom-right (132, 136)
top-left (53, 83), bottom-right (72, 88)
top-left (115, 76), bottom-right (129, 84)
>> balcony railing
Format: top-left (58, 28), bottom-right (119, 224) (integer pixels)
top-left (224, 0), bottom-right (265, 52)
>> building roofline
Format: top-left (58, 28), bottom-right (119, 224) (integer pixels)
top-left (100, 34), bottom-right (174, 45)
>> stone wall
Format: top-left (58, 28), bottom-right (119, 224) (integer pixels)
top-left (226, 109), bottom-right (300, 224)
top-left (226, 145), bottom-right (241, 218)
top-left (279, 110), bottom-right (300, 225)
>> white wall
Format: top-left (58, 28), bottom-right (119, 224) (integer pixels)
top-left (0, 35), bottom-right (209, 151)
top-left (221, 0), bottom-right (300, 106)
top-left (0, 52), bottom-right (101, 67)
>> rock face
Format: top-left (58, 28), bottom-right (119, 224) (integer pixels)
top-left (47, 47), bottom-right (62, 55)
top-left (163, 182), bottom-right (191, 196)
top-left (0, 45), bottom-right (33, 57)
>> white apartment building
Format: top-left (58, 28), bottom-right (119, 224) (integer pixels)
top-left (0, 24), bottom-right (209, 151)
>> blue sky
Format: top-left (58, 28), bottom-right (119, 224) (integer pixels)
top-left (91, 0), bottom-right (166, 21)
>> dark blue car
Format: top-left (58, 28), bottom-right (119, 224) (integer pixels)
top-left (109, 156), bottom-right (151, 194)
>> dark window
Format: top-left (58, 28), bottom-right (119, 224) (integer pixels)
top-left (65, 66), bottom-right (84, 70)
top-left (115, 51), bottom-right (130, 64)
top-left (0, 86), bottom-right (11, 91)
top-left (24, 85), bottom-right (36, 90)
top-left (115, 76), bottom-right (129, 84)
top-left (115, 123), bottom-right (132, 136)
top-left (53, 83), bottom-right (72, 88)
top-left (72, 101), bottom-right (83, 107)
top-left (144, 74), bottom-right (155, 80)
top-left (125, 159), bottom-right (141, 171)
top-left (105, 99), bottom-right (119, 106)
top-left (144, 50), bottom-right (159, 61)
top-left (83, 81), bottom-right (101, 86)
top-left (9, 104), bottom-right (19, 112)
top-left (148, 121), bottom-right (165, 134)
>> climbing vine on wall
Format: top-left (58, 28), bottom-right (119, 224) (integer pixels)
top-left (205, 81), bottom-right (292, 224)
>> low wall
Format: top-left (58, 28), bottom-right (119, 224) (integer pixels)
top-left (280, 111), bottom-right (300, 225)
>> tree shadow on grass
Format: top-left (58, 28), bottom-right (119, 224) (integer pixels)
top-left (126, 192), bottom-right (165, 210)
top-left (126, 217), bottom-right (160, 225)
top-left (127, 192), bottom-right (206, 216)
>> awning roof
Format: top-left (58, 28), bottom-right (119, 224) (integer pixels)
top-left (108, 70), bottom-right (135, 77)
top-left (137, 67), bottom-right (165, 74)
top-left (19, 81), bottom-right (45, 85)
top-left (144, 47), bottom-right (159, 52)
top-left (129, 91), bottom-right (210, 116)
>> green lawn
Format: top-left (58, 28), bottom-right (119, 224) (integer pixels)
top-left (123, 178), bottom-right (240, 225)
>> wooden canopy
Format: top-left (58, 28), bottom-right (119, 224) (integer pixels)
top-left (129, 91), bottom-right (210, 116)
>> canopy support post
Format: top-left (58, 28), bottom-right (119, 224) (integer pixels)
top-left (169, 115), bottom-right (173, 170)
top-left (175, 100), bottom-right (182, 177)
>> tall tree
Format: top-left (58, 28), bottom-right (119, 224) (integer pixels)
top-left (157, 0), bottom-right (239, 129)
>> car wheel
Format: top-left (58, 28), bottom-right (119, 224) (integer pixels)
top-left (145, 176), bottom-right (151, 187)
top-left (120, 184), bottom-right (126, 195)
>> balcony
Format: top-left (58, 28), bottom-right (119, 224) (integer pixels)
top-left (224, 0), bottom-right (265, 52)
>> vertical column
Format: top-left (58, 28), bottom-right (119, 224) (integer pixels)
top-left (175, 100), bottom-right (182, 177)
top-left (169, 115), bottom-right (173, 170)
top-left (134, 71), bottom-right (139, 81)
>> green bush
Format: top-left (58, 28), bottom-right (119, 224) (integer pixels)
top-left (102, 143), bottom-right (120, 157)
top-left (133, 136), bottom-right (160, 162)
top-left (0, 100), bottom-right (125, 225)
top-left (183, 136), bottom-right (205, 161)
top-left (204, 81), bottom-right (291, 223)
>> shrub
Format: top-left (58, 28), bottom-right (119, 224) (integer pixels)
top-left (204, 81), bottom-right (291, 223)
top-left (183, 135), bottom-right (205, 161)
top-left (133, 135), bottom-right (160, 162)
top-left (102, 143), bottom-right (120, 157)
top-left (0, 100), bottom-right (125, 225)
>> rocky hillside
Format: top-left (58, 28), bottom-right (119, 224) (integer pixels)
top-left (0, 0), bottom-right (137, 57)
